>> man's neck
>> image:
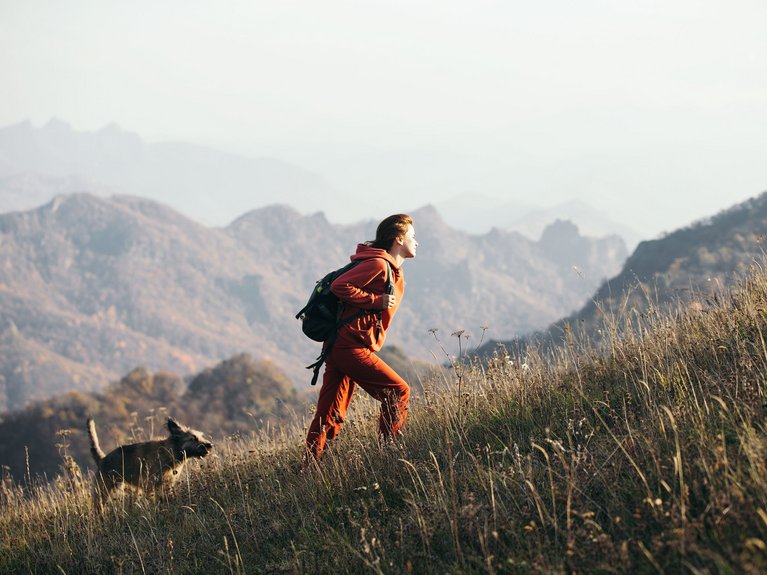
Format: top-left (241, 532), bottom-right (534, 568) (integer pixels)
top-left (387, 249), bottom-right (405, 268)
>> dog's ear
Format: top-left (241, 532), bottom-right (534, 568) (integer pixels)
top-left (167, 418), bottom-right (184, 434)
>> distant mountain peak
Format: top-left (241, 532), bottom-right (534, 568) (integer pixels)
top-left (39, 192), bottom-right (95, 216)
top-left (43, 117), bottom-right (74, 133)
top-left (229, 203), bottom-right (303, 227)
top-left (47, 190), bottom-right (105, 208)
top-left (540, 219), bottom-right (581, 241)
top-left (95, 121), bottom-right (143, 145)
top-left (98, 121), bottom-right (122, 133)
top-left (5, 119), bottom-right (32, 132)
top-left (411, 204), bottom-right (447, 227)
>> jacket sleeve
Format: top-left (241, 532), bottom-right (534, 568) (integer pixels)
top-left (330, 260), bottom-right (385, 309)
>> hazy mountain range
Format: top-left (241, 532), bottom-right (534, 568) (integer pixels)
top-left (435, 194), bottom-right (644, 250)
top-left (0, 118), bottom-right (350, 225)
top-left (0, 193), bottom-right (626, 413)
top-left (0, 119), bottom-right (640, 246)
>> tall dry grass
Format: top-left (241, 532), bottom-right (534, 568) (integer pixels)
top-left (2, 266), bottom-right (767, 573)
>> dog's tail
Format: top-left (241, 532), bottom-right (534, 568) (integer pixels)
top-left (87, 417), bottom-right (105, 463)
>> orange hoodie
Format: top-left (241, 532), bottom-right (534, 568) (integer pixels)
top-left (330, 244), bottom-right (405, 351)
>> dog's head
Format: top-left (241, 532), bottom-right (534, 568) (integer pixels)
top-left (167, 418), bottom-right (213, 459)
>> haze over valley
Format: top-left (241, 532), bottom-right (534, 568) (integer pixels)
top-left (0, 119), bottom-right (643, 247)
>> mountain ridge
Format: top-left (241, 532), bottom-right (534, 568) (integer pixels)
top-left (0, 193), bottom-right (626, 412)
top-left (0, 119), bottom-right (344, 225)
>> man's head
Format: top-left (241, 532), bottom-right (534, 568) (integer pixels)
top-left (370, 214), bottom-right (416, 257)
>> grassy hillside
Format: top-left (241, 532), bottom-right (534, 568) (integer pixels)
top-left (2, 264), bottom-right (767, 573)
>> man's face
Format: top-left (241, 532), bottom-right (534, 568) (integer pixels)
top-left (401, 224), bottom-right (417, 258)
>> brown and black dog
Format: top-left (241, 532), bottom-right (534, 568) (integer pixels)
top-left (87, 416), bottom-right (212, 502)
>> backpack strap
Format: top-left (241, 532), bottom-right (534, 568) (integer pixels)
top-left (374, 261), bottom-right (394, 338)
top-left (306, 338), bottom-right (334, 386)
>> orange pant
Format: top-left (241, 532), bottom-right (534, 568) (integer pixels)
top-left (305, 346), bottom-right (410, 459)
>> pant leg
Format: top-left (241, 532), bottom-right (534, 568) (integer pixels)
top-left (305, 359), bottom-right (357, 459)
top-left (330, 346), bottom-right (410, 439)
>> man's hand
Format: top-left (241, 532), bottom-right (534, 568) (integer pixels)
top-left (382, 294), bottom-right (396, 309)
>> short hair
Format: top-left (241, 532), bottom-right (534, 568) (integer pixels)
top-left (368, 214), bottom-right (413, 250)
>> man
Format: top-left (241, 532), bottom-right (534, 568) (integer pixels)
top-left (305, 214), bottom-right (418, 460)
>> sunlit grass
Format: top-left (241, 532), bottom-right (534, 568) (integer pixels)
top-left (3, 266), bottom-right (767, 573)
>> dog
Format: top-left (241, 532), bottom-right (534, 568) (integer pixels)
top-left (87, 416), bottom-right (213, 502)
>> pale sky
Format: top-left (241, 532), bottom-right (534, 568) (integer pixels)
top-left (2, 0), bottom-right (766, 238)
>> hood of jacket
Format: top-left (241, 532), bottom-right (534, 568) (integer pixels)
top-left (349, 244), bottom-right (399, 269)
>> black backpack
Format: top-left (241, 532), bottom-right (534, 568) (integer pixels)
top-left (296, 258), bottom-right (393, 385)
